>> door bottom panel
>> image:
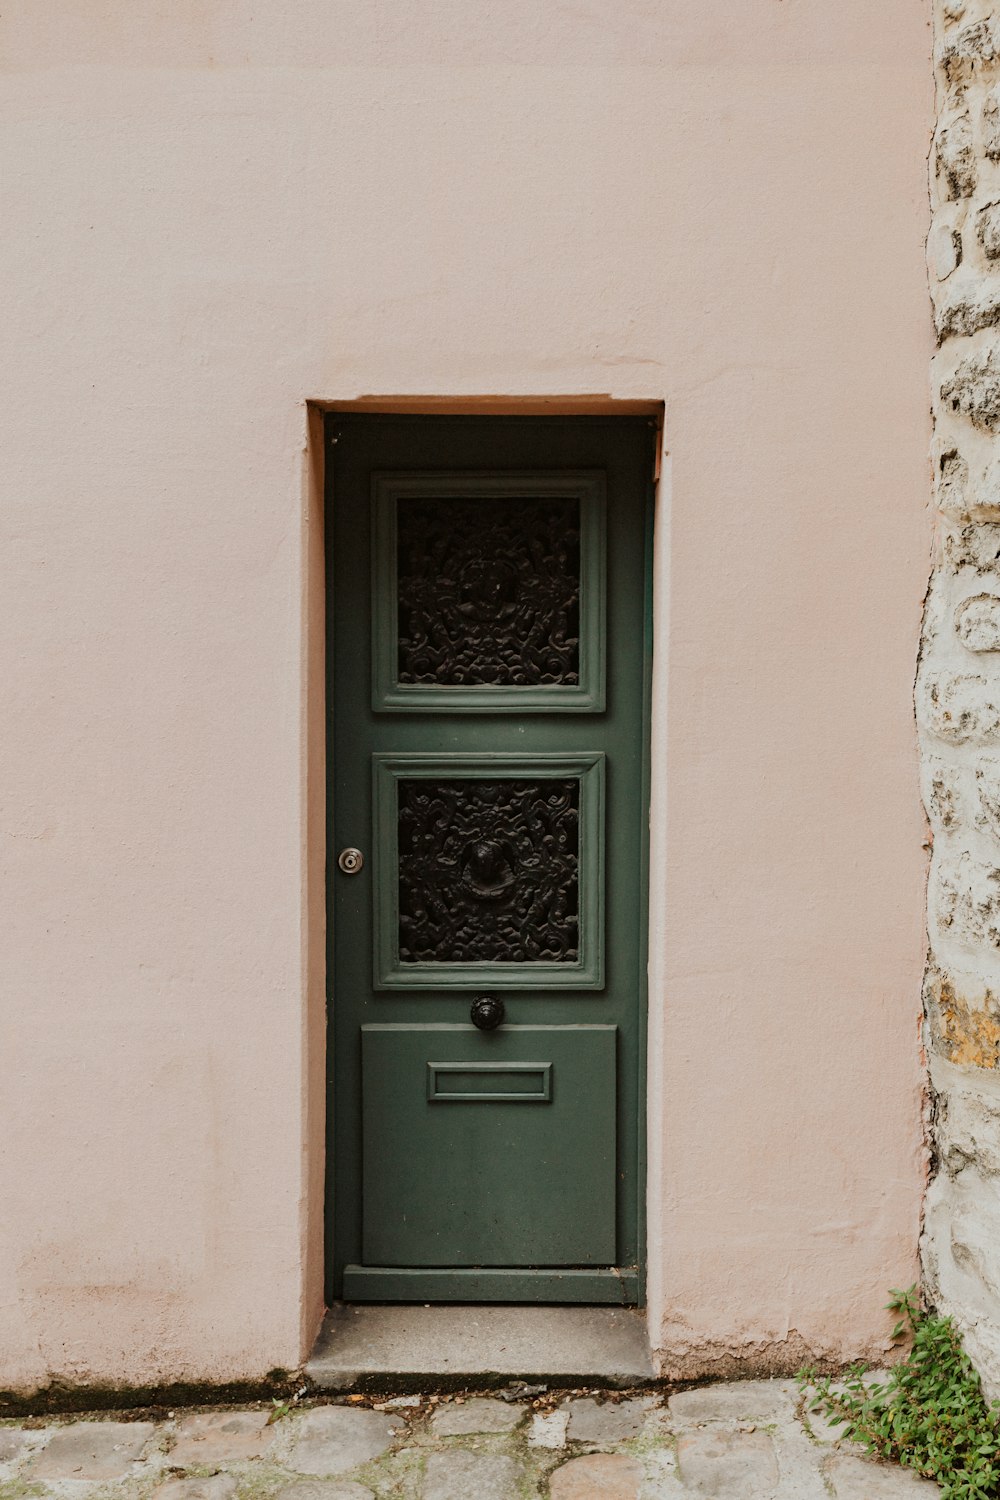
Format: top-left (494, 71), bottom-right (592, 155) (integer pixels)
top-left (361, 1024), bottom-right (617, 1268)
top-left (342, 1265), bottom-right (639, 1304)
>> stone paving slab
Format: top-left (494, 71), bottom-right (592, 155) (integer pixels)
top-left (274, 1484), bottom-right (374, 1500)
top-left (825, 1451), bottom-right (945, 1496)
top-left (428, 1395), bottom-right (523, 1434)
top-left (153, 1478), bottom-right (238, 1500)
top-left (669, 1378), bottom-right (797, 1425)
top-left (286, 1407), bottom-right (397, 1477)
top-left (170, 1410), bottom-right (276, 1465)
top-left (28, 1420), bottom-right (157, 1480)
top-left (0, 1380), bottom-right (947, 1499)
top-left (0, 1428), bottom-right (27, 1462)
top-left (550, 1451), bottom-right (645, 1499)
top-left (769, 1428), bottom-right (838, 1500)
top-left (564, 1394), bottom-right (655, 1442)
top-left (421, 1449), bottom-right (523, 1499)
top-left (676, 1427), bottom-right (779, 1494)
top-left (529, 1407), bottom-right (569, 1448)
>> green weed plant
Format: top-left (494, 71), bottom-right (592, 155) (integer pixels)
top-left (799, 1289), bottom-right (1000, 1499)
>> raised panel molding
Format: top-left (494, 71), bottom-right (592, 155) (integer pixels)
top-left (371, 471), bottom-right (606, 712)
top-left (372, 752), bottom-right (605, 988)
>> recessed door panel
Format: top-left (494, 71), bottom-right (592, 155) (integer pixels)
top-left (371, 472), bottom-right (606, 712)
top-left (373, 753), bottom-right (605, 988)
top-left (360, 1024), bottom-right (617, 1267)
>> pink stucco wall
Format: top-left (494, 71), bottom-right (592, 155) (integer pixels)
top-left (1, 1), bottom-right (931, 1389)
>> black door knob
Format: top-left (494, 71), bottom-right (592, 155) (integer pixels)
top-left (470, 994), bottom-right (505, 1031)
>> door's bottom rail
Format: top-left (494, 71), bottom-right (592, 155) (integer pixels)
top-left (341, 1265), bottom-right (638, 1304)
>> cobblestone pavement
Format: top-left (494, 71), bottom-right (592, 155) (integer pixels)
top-left (0, 1380), bottom-right (943, 1499)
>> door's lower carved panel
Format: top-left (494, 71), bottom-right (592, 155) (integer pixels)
top-left (373, 753), bottom-right (605, 988)
top-left (398, 777), bottom-right (579, 965)
top-left (361, 1025), bottom-right (617, 1268)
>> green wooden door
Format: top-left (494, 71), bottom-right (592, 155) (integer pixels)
top-left (326, 414), bottom-right (652, 1304)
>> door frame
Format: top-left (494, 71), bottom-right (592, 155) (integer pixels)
top-left (308, 396), bottom-right (662, 1318)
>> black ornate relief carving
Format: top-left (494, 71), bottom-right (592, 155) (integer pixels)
top-left (397, 778), bottom-right (580, 963)
top-left (396, 497), bottom-right (581, 686)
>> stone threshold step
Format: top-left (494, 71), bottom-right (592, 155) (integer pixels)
top-left (306, 1304), bottom-right (657, 1392)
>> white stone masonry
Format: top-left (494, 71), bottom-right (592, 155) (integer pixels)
top-left (920, 0), bottom-right (1000, 1397)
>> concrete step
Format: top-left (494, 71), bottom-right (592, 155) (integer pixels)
top-left (305, 1304), bottom-right (657, 1391)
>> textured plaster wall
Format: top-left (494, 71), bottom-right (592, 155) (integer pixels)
top-left (1, 1), bottom-right (931, 1389)
top-left (921, 0), bottom-right (1000, 1400)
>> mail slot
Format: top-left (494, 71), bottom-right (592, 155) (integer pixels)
top-left (427, 1061), bottom-right (553, 1103)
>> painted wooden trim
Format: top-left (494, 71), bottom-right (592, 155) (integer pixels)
top-left (372, 751), bottom-right (605, 989)
top-left (371, 470), bottom-right (607, 713)
top-left (341, 1265), bottom-right (638, 1304)
top-left (635, 448), bottom-right (657, 1308)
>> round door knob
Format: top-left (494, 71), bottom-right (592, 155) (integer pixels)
top-left (337, 847), bottom-right (364, 875)
top-left (470, 994), bottom-right (505, 1031)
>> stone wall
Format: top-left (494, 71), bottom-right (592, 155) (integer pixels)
top-left (921, 0), bottom-right (1000, 1396)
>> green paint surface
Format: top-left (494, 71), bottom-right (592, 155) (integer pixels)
top-left (326, 414), bottom-right (652, 1303)
top-left (361, 1025), bottom-right (616, 1266)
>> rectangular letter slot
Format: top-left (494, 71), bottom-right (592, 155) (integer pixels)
top-left (426, 1061), bottom-right (553, 1103)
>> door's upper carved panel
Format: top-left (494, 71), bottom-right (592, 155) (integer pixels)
top-left (372, 473), bottom-right (606, 712)
top-left (397, 497), bottom-right (580, 689)
top-left (398, 777), bottom-right (579, 964)
top-left (373, 752), bottom-right (605, 988)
